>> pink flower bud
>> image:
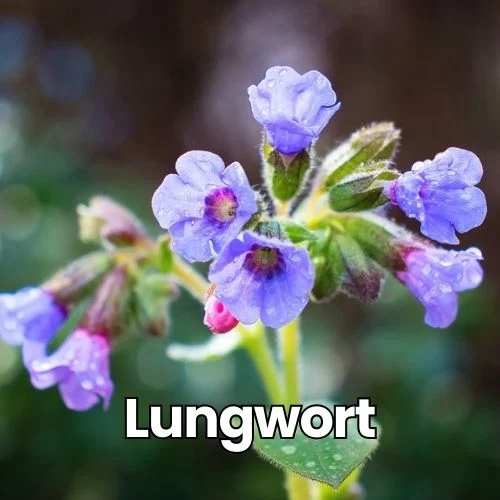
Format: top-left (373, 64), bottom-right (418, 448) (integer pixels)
top-left (203, 295), bottom-right (238, 334)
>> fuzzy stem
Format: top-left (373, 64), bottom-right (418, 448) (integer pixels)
top-left (279, 318), bottom-right (312, 500)
top-left (279, 318), bottom-right (301, 404)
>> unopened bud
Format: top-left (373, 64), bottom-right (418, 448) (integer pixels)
top-left (343, 215), bottom-right (406, 271)
top-left (309, 228), bottom-right (385, 303)
top-left (83, 267), bottom-right (130, 338)
top-left (328, 161), bottom-right (398, 212)
top-left (43, 252), bottom-right (112, 305)
top-left (322, 122), bottom-right (400, 189)
top-left (132, 273), bottom-right (178, 337)
top-left (78, 196), bottom-right (147, 247)
top-left (204, 294), bottom-right (238, 334)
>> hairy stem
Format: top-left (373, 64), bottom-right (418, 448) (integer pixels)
top-left (279, 318), bottom-right (312, 500)
top-left (279, 318), bottom-right (301, 404)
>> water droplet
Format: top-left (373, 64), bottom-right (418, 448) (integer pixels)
top-left (306, 461), bottom-right (316, 468)
top-left (81, 379), bottom-right (94, 390)
top-left (281, 445), bottom-right (296, 455)
top-left (267, 79), bottom-right (276, 89)
top-left (334, 453), bottom-right (342, 461)
top-left (279, 68), bottom-right (288, 76)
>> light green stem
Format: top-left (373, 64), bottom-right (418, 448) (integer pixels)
top-left (279, 318), bottom-right (312, 500)
top-left (279, 319), bottom-right (301, 404)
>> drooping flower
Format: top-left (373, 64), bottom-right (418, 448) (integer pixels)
top-left (152, 151), bottom-right (258, 262)
top-left (386, 147), bottom-right (486, 244)
top-left (208, 231), bottom-right (315, 329)
top-left (397, 246), bottom-right (483, 328)
top-left (204, 294), bottom-right (239, 334)
top-left (23, 328), bottom-right (113, 411)
top-left (248, 66), bottom-right (341, 155)
top-left (0, 287), bottom-right (66, 346)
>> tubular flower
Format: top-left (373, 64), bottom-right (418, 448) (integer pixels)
top-left (387, 147), bottom-right (486, 244)
top-left (397, 246), bottom-right (483, 328)
top-left (0, 287), bottom-right (66, 346)
top-left (152, 151), bottom-right (258, 262)
top-left (23, 328), bottom-right (113, 411)
top-left (248, 66), bottom-right (341, 155)
top-left (209, 231), bottom-right (315, 329)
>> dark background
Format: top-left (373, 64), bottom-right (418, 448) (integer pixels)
top-left (0, 1), bottom-right (499, 499)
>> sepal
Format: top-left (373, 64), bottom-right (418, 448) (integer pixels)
top-left (43, 252), bottom-right (112, 304)
top-left (322, 122), bottom-right (400, 189)
top-left (309, 228), bottom-right (385, 303)
top-left (262, 139), bottom-right (311, 203)
top-left (131, 273), bottom-right (178, 337)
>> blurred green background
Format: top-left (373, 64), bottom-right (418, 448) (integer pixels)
top-left (0, 1), bottom-right (499, 498)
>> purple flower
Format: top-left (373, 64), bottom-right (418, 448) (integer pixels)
top-left (397, 246), bottom-right (483, 328)
top-left (208, 231), bottom-right (315, 328)
top-left (387, 147), bottom-right (486, 244)
top-left (0, 287), bottom-right (66, 346)
top-left (248, 66), bottom-right (341, 155)
top-left (152, 151), bottom-right (258, 262)
top-left (23, 328), bottom-right (113, 411)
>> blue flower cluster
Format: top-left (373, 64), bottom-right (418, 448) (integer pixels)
top-left (0, 287), bottom-right (113, 411)
top-left (153, 65), bottom-right (486, 330)
top-left (152, 66), bottom-right (342, 329)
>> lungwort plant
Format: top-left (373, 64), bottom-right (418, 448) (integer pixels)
top-left (0, 66), bottom-right (486, 499)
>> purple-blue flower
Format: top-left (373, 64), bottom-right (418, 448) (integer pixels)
top-left (152, 151), bottom-right (258, 262)
top-left (397, 246), bottom-right (483, 328)
top-left (208, 231), bottom-right (315, 328)
top-left (23, 328), bottom-right (113, 411)
top-left (248, 66), bottom-right (341, 155)
top-left (387, 147), bottom-right (486, 244)
top-left (0, 287), bottom-right (66, 346)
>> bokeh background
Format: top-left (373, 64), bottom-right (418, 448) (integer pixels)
top-left (0, 1), bottom-right (499, 499)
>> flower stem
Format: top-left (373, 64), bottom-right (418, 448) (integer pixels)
top-left (171, 256), bottom-right (207, 302)
top-left (279, 318), bottom-right (301, 405)
top-left (241, 323), bottom-right (282, 404)
top-left (279, 319), bottom-right (312, 500)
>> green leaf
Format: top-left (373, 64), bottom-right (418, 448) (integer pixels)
top-left (253, 411), bottom-right (379, 489)
top-left (166, 331), bottom-right (243, 362)
top-left (281, 220), bottom-right (318, 243)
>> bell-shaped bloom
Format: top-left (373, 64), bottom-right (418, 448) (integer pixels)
top-left (209, 231), bottom-right (315, 329)
top-left (0, 287), bottom-right (66, 346)
top-left (23, 328), bottom-right (113, 411)
top-left (152, 151), bottom-right (258, 262)
top-left (204, 294), bottom-right (239, 334)
top-left (397, 246), bottom-right (483, 328)
top-left (387, 147), bottom-right (486, 244)
top-left (248, 66), bottom-right (341, 155)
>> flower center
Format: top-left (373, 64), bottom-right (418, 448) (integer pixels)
top-left (244, 244), bottom-right (286, 279)
top-left (204, 187), bottom-right (238, 226)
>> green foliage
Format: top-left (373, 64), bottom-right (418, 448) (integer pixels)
top-left (254, 412), bottom-right (379, 489)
